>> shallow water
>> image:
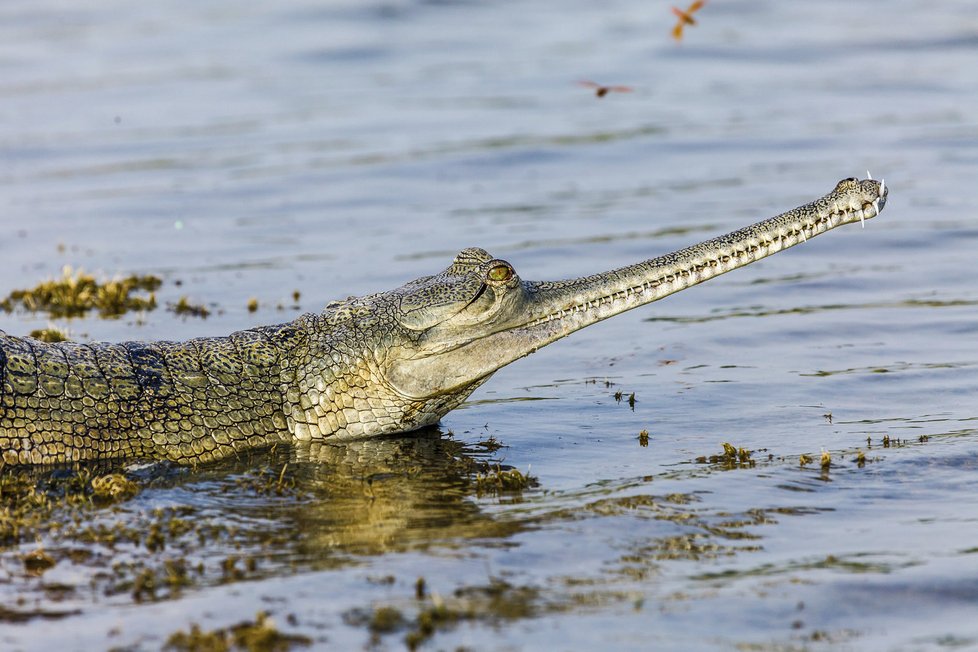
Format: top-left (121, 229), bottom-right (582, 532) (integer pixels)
top-left (1, 1), bottom-right (977, 649)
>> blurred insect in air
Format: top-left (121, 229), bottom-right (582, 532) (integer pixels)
top-left (671, 0), bottom-right (706, 41)
top-left (577, 80), bottom-right (634, 98)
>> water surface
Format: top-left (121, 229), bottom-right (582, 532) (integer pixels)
top-left (1, 1), bottom-right (977, 650)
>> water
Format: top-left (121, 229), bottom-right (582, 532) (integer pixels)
top-left (1, 0), bottom-right (977, 649)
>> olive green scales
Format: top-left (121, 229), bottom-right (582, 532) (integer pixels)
top-left (0, 178), bottom-right (887, 465)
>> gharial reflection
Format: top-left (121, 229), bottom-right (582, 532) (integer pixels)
top-left (0, 428), bottom-right (535, 620)
top-left (275, 430), bottom-right (535, 558)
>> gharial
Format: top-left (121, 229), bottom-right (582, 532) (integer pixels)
top-left (0, 177), bottom-right (887, 466)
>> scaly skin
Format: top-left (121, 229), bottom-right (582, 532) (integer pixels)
top-left (0, 178), bottom-right (887, 465)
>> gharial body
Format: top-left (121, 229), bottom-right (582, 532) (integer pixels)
top-left (0, 177), bottom-right (887, 466)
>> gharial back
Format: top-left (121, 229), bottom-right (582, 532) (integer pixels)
top-left (0, 326), bottom-right (297, 465)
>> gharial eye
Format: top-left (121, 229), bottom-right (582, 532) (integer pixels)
top-left (487, 262), bottom-right (514, 283)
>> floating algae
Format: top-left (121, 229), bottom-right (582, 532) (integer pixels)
top-left (695, 442), bottom-right (755, 469)
top-left (0, 266), bottom-right (160, 318)
top-left (169, 296), bottom-right (211, 319)
top-left (28, 325), bottom-right (71, 343)
top-left (474, 464), bottom-right (538, 496)
top-left (164, 611), bottom-right (311, 652)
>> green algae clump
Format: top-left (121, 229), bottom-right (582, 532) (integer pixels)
top-left (164, 611), bottom-right (311, 652)
top-left (474, 464), bottom-right (538, 495)
top-left (29, 326), bottom-right (71, 343)
top-left (0, 266), bottom-right (160, 318)
top-left (169, 296), bottom-right (211, 319)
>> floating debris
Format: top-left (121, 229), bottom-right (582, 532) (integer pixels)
top-left (820, 450), bottom-right (832, 470)
top-left (91, 473), bottom-right (139, 502)
top-left (405, 580), bottom-right (540, 650)
top-left (469, 436), bottom-right (504, 454)
top-left (370, 606), bottom-right (407, 635)
top-left (132, 568), bottom-right (158, 602)
top-left (637, 430), bottom-right (650, 447)
top-left (474, 464), bottom-right (537, 495)
top-left (164, 611), bottom-right (311, 651)
top-left (695, 442), bottom-right (754, 468)
top-left (22, 548), bottom-right (56, 575)
top-left (0, 266), bottom-right (160, 318)
top-left (247, 297), bottom-right (259, 313)
top-left (169, 296), bottom-right (211, 319)
top-left (29, 325), bottom-right (71, 343)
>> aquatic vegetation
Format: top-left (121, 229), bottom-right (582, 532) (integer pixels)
top-left (696, 442), bottom-right (755, 469)
top-left (346, 578), bottom-right (543, 651)
top-left (474, 463), bottom-right (538, 495)
top-left (164, 611), bottom-right (311, 651)
top-left (0, 266), bottom-right (160, 318)
top-left (169, 296), bottom-right (211, 318)
top-left (468, 435), bottom-right (504, 454)
top-left (0, 456), bottom-right (314, 627)
top-left (29, 326), bottom-right (71, 343)
top-left (90, 473), bottom-right (139, 502)
top-left (613, 391), bottom-right (637, 408)
top-left (368, 606), bottom-right (407, 635)
top-left (820, 449), bottom-right (832, 469)
top-left (273, 291), bottom-right (302, 313)
top-left (233, 461), bottom-right (304, 497)
top-left (21, 547), bottom-right (55, 575)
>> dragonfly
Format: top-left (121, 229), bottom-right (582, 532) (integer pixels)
top-left (671, 0), bottom-right (706, 41)
top-left (577, 80), bottom-right (634, 98)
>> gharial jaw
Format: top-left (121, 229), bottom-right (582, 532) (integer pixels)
top-left (380, 177), bottom-right (887, 409)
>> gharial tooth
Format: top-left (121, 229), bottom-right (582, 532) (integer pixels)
top-left (866, 170), bottom-right (872, 180)
top-left (879, 178), bottom-right (885, 197)
top-left (872, 198), bottom-right (880, 215)
top-left (859, 209), bottom-right (865, 228)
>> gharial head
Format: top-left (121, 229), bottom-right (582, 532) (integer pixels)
top-left (379, 246), bottom-right (533, 400)
top-left (314, 176), bottom-right (887, 439)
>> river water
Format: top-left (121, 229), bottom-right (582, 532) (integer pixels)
top-left (1, 1), bottom-right (977, 650)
